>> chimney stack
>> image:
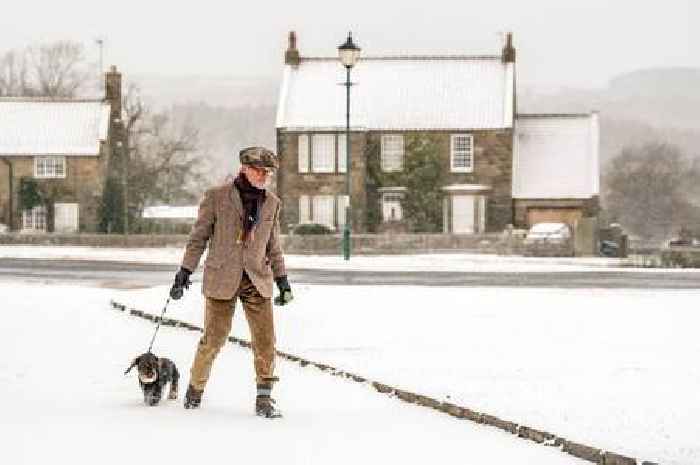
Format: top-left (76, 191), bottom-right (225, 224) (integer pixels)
top-left (285, 31), bottom-right (300, 66)
top-left (104, 65), bottom-right (122, 119)
top-left (501, 32), bottom-right (516, 63)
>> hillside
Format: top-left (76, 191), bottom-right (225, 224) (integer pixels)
top-left (131, 67), bottom-right (700, 182)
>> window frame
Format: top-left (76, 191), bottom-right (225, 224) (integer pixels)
top-left (34, 156), bottom-right (66, 179)
top-left (311, 134), bottom-right (335, 173)
top-left (312, 194), bottom-right (335, 229)
top-left (22, 205), bottom-right (47, 232)
top-left (381, 192), bottom-right (405, 222)
top-left (298, 134), bottom-right (310, 173)
top-left (450, 134), bottom-right (474, 173)
top-left (380, 134), bottom-right (404, 172)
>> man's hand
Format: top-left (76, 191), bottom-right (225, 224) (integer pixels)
top-left (170, 267), bottom-right (192, 300)
top-left (274, 276), bottom-right (293, 306)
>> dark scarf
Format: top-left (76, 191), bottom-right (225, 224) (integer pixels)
top-left (234, 172), bottom-right (266, 243)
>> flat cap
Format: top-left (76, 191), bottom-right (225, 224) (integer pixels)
top-left (239, 146), bottom-right (279, 169)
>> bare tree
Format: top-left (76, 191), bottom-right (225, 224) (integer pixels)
top-left (104, 84), bottom-right (206, 233)
top-left (0, 41), bottom-right (89, 97)
top-left (604, 142), bottom-right (700, 239)
top-left (0, 50), bottom-right (31, 96)
top-left (27, 41), bottom-right (88, 97)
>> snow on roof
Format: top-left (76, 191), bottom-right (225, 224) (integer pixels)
top-left (0, 98), bottom-right (111, 156)
top-left (513, 113), bottom-right (600, 199)
top-left (142, 206), bottom-right (198, 219)
top-left (276, 56), bottom-right (514, 131)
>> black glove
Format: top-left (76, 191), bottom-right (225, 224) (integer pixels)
top-left (273, 275), bottom-right (293, 306)
top-left (170, 267), bottom-right (192, 300)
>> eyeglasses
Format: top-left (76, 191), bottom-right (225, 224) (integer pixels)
top-left (249, 165), bottom-right (274, 176)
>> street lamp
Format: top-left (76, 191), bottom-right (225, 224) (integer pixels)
top-left (338, 31), bottom-right (361, 260)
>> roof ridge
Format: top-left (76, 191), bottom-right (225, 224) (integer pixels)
top-left (0, 97), bottom-right (106, 103)
top-left (517, 112), bottom-right (595, 118)
top-left (300, 55), bottom-right (501, 62)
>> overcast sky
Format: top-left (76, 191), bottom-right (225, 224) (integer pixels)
top-left (1, 0), bottom-right (696, 90)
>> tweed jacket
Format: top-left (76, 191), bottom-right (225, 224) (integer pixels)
top-left (181, 182), bottom-right (286, 299)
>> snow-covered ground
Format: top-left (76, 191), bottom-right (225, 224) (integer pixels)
top-left (0, 244), bottom-right (685, 272)
top-left (0, 282), bottom-right (586, 465)
top-left (115, 283), bottom-right (700, 465)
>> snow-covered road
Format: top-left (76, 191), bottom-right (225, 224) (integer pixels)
top-left (0, 283), bottom-right (587, 465)
top-left (116, 283), bottom-right (700, 465)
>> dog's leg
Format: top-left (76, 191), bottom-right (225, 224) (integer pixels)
top-left (169, 365), bottom-right (180, 400)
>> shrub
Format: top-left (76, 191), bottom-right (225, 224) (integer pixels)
top-left (293, 223), bottom-right (334, 235)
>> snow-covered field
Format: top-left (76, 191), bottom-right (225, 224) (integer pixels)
top-left (0, 282), bottom-right (587, 465)
top-left (0, 244), bottom-right (681, 272)
top-left (115, 283), bottom-right (700, 465)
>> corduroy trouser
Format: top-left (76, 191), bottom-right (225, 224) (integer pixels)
top-left (189, 273), bottom-right (276, 390)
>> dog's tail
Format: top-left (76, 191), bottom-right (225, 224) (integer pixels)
top-left (124, 358), bottom-right (138, 375)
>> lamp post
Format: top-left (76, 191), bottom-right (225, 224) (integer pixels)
top-left (338, 31), bottom-right (361, 260)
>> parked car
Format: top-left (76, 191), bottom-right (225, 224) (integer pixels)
top-left (524, 222), bottom-right (572, 245)
top-left (600, 239), bottom-right (620, 257)
top-left (668, 238), bottom-right (700, 248)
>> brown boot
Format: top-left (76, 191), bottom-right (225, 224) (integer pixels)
top-left (183, 384), bottom-right (203, 409)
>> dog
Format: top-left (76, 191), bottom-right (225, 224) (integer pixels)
top-left (124, 352), bottom-right (180, 406)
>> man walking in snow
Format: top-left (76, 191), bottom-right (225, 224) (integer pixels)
top-left (169, 146), bottom-right (293, 418)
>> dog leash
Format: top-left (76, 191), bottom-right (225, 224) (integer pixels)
top-left (146, 296), bottom-right (171, 354)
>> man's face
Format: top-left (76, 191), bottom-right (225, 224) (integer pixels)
top-left (243, 164), bottom-right (273, 189)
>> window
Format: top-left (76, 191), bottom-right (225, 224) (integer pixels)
top-left (382, 193), bottom-right (404, 222)
top-left (336, 195), bottom-right (349, 227)
top-left (22, 205), bottom-right (47, 232)
top-left (337, 134), bottom-right (347, 173)
top-left (312, 134), bottom-right (335, 173)
top-left (34, 156), bottom-right (66, 178)
top-left (299, 194), bottom-right (348, 230)
top-left (451, 134), bottom-right (474, 172)
top-left (298, 135), bottom-right (309, 173)
top-left (299, 195), bottom-right (311, 223)
top-left (312, 195), bottom-right (335, 229)
top-left (298, 133), bottom-right (349, 174)
top-left (381, 135), bottom-right (404, 172)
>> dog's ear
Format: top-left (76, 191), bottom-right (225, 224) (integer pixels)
top-left (124, 357), bottom-right (139, 375)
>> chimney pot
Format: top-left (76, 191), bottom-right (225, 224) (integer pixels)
top-left (502, 32), bottom-right (516, 63)
top-left (285, 30), bottom-right (300, 66)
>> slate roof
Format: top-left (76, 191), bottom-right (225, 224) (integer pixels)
top-left (276, 56), bottom-right (514, 131)
top-left (0, 99), bottom-right (111, 156)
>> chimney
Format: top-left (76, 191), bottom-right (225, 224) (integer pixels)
top-left (104, 65), bottom-right (122, 119)
top-left (501, 32), bottom-right (516, 63)
top-left (285, 31), bottom-right (300, 66)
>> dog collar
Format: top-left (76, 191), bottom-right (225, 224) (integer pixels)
top-left (138, 372), bottom-right (157, 384)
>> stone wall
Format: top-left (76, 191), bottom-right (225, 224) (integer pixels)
top-left (277, 128), bottom-right (514, 234)
top-left (0, 156), bottom-right (107, 232)
top-left (276, 130), bottom-right (368, 233)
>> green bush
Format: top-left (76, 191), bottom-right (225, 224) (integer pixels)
top-left (293, 223), bottom-right (334, 235)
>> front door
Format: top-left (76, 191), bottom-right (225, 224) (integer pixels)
top-left (54, 203), bottom-right (79, 233)
top-left (450, 195), bottom-right (486, 234)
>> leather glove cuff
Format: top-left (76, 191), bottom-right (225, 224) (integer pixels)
top-left (275, 275), bottom-right (291, 292)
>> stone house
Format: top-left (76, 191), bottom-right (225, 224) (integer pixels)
top-left (275, 32), bottom-right (599, 234)
top-left (0, 66), bottom-right (124, 233)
